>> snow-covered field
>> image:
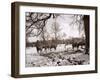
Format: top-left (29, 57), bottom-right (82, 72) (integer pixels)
top-left (25, 44), bottom-right (89, 67)
top-left (26, 44), bottom-right (72, 54)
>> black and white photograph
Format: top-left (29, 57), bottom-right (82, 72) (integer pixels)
top-left (25, 12), bottom-right (90, 67)
top-left (11, 2), bottom-right (97, 77)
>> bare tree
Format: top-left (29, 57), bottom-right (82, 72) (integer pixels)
top-left (70, 15), bottom-right (89, 54)
top-left (39, 26), bottom-right (47, 41)
top-left (51, 18), bottom-right (62, 41)
top-left (25, 13), bottom-right (60, 42)
top-left (70, 15), bottom-right (84, 36)
top-left (62, 32), bottom-right (67, 39)
top-left (26, 13), bottom-right (52, 37)
top-left (25, 12), bottom-right (53, 44)
top-left (83, 15), bottom-right (89, 54)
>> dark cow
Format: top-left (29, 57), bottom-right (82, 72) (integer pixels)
top-left (41, 40), bottom-right (57, 51)
top-left (26, 42), bottom-right (33, 47)
top-left (35, 40), bottom-right (43, 53)
top-left (72, 38), bottom-right (85, 50)
top-left (48, 39), bottom-right (57, 50)
top-left (78, 41), bottom-right (85, 49)
top-left (72, 41), bottom-right (85, 50)
top-left (35, 40), bottom-right (57, 53)
top-left (49, 41), bottom-right (57, 50)
top-left (72, 42), bottom-right (79, 50)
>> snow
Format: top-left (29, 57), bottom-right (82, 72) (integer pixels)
top-left (26, 47), bottom-right (37, 55)
top-left (25, 44), bottom-right (89, 67)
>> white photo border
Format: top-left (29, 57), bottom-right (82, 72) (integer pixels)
top-left (19, 5), bottom-right (96, 75)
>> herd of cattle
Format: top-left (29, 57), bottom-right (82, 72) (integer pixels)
top-left (35, 40), bottom-right (57, 53)
top-left (26, 38), bottom-right (86, 53)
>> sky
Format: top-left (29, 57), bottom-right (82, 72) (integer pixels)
top-left (27, 13), bottom-right (85, 42)
top-left (46, 14), bottom-right (81, 39)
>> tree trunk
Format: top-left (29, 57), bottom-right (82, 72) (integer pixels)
top-left (83, 15), bottom-right (90, 54)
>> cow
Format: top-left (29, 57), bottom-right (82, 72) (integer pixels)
top-left (41, 40), bottom-right (57, 51)
top-left (35, 40), bottom-right (43, 53)
top-left (64, 40), bottom-right (72, 51)
top-left (50, 44), bottom-right (57, 50)
top-left (72, 38), bottom-right (85, 50)
top-left (72, 41), bottom-right (85, 50)
top-left (78, 41), bottom-right (85, 49)
top-left (26, 42), bottom-right (33, 47)
top-left (72, 42), bottom-right (79, 50)
top-left (35, 40), bottom-right (57, 53)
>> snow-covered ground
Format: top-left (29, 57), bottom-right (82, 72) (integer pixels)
top-left (26, 44), bottom-right (72, 54)
top-left (25, 44), bottom-right (89, 67)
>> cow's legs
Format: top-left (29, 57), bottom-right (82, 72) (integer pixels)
top-left (72, 45), bottom-right (74, 51)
